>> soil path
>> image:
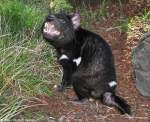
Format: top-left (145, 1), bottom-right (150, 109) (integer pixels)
top-left (30, 1), bottom-right (150, 122)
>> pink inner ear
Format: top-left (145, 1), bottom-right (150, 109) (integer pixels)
top-left (71, 13), bottom-right (80, 29)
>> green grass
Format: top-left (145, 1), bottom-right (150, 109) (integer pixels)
top-left (0, 32), bottom-right (61, 120)
top-left (77, 0), bottom-right (111, 29)
top-left (78, 0), bottom-right (125, 29)
top-left (0, 98), bottom-right (24, 120)
top-left (0, 34), bottom-right (59, 94)
top-left (128, 9), bottom-right (150, 34)
top-left (50, 0), bottom-right (73, 12)
top-left (112, 9), bottom-right (150, 33)
top-left (113, 19), bottom-right (129, 32)
top-left (139, 9), bottom-right (150, 20)
top-left (0, 0), bottom-right (44, 34)
top-left (0, 1), bottom-right (60, 119)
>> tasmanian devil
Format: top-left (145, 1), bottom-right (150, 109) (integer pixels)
top-left (42, 12), bottom-right (131, 115)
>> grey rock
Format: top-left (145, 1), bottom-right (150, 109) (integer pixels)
top-left (132, 32), bottom-right (150, 97)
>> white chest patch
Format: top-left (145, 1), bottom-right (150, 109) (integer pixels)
top-left (73, 57), bottom-right (82, 66)
top-left (109, 81), bottom-right (117, 87)
top-left (59, 54), bottom-right (69, 60)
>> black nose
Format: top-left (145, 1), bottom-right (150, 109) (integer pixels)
top-left (46, 15), bottom-right (55, 21)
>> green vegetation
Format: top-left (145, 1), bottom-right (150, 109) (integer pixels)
top-left (113, 19), bottom-right (129, 32)
top-left (113, 9), bottom-right (150, 33)
top-left (0, 0), bottom-right (61, 120)
top-left (0, 0), bottom-right (43, 34)
top-left (50, 0), bottom-right (73, 12)
top-left (0, 32), bottom-right (59, 120)
top-left (128, 9), bottom-right (150, 37)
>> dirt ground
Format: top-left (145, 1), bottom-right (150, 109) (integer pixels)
top-left (27, 1), bottom-right (150, 122)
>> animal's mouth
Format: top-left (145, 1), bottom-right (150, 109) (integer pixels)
top-left (43, 22), bottom-right (60, 38)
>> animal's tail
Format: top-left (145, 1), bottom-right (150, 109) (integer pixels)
top-left (102, 92), bottom-right (131, 115)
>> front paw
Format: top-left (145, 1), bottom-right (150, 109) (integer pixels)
top-left (53, 84), bottom-right (72, 92)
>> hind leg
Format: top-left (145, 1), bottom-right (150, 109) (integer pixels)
top-left (73, 85), bottom-right (90, 100)
top-left (69, 80), bottom-right (90, 106)
top-left (72, 78), bottom-right (90, 100)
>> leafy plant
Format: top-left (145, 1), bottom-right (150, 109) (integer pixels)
top-left (140, 9), bottom-right (150, 20)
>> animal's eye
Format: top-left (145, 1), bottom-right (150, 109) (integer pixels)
top-left (59, 19), bottom-right (66, 23)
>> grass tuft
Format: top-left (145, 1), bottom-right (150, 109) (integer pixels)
top-left (0, 0), bottom-right (43, 34)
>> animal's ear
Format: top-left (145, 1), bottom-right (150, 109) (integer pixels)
top-left (71, 13), bottom-right (80, 29)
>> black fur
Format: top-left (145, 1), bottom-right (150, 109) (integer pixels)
top-left (42, 12), bottom-right (131, 114)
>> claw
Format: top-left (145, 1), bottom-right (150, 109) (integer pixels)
top-left (53, 84), bottom-right (72, 92)
top-left (53, 84), bottom-right (65, 92)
